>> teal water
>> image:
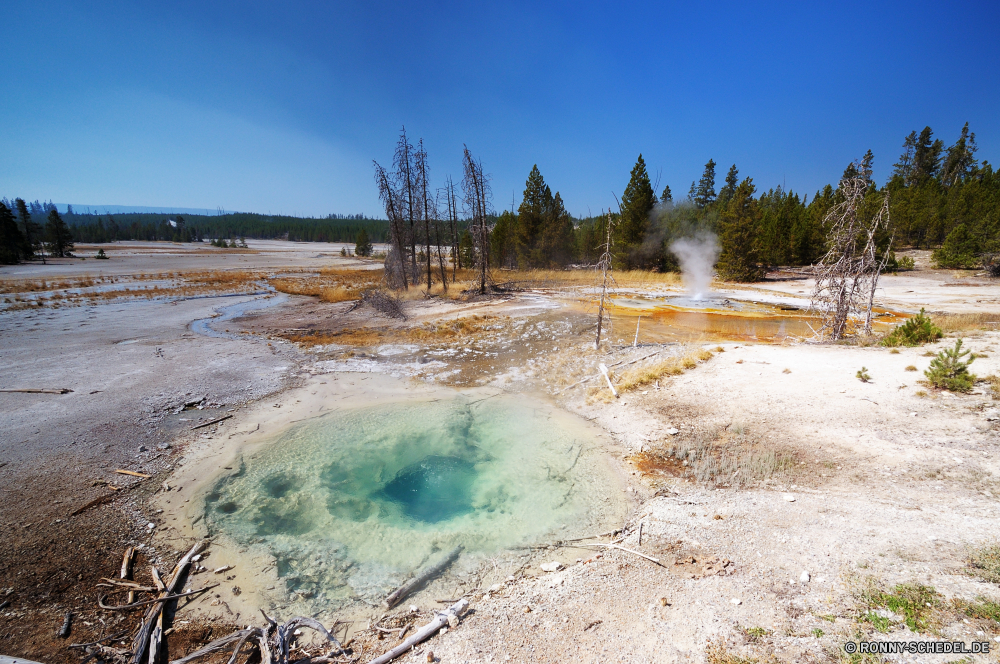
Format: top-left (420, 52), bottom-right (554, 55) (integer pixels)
top-left (205, 394), bottom-right (625, 609)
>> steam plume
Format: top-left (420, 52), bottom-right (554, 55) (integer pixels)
top-left (669, 234), bottom-right (719, 300)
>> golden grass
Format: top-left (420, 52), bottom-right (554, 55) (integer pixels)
top-left (281, 314), bottom-right (508, 348)
top-left (936, 312), bottom-right (1000, 333)
top-left (984, 375), bottom-right (1000, 400)
top-left (494, 268), bottom-right (683, 288)
top-left (612, 348), bottom-right (715, 393)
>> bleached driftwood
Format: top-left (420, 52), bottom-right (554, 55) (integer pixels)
top-left (599, 364), bottom-right (619, 398)
top-left (131, 540), bottom-right (207, 664)
top-left (579, 542), bottom-right (661, 565)
top-left (366, 599), bottom-right (469, 664)
top-left (384, 545), bottom-right (463, 609)
top-left (0, 388), bottom-right (73, 394)
top-left (168, 613), bottom-right (344, 664)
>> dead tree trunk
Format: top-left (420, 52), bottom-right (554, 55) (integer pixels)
top-left (416, 139), bottom-right (435, 291)
top-left (373, 162), bottom-right (409, 290)
top-left (595, 213), bottom-right (615, 350)
top-left (394, 127), bottom-right (418, 285)
top-left (447, 177), bottom-right (460, 278)
top-left (461, 145), bottom-right (493, 295)
top-left (810, 173), bottom-right (892, 339)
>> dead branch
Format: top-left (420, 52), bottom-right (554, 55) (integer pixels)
top-left (595, 213), bottom-right (616, 350)
top-left (98, 584), bottom-right (217, 611)
top-left (114, 469), bottom-right (151, 479)
top-left (191, 414), bottom-right (233, 430)
top-left (0, 387), bottom-right (73, 394)
top-left (384, 546), bottom-right (463, 609)
top-left (576, 543), bottom-right (662, 565)
top-left (366, 599), bottom-right (469, 664)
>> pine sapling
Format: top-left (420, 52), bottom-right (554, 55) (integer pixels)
top-left (856, 367), bottom-right (872, 382)
top-left (924, 338), bottom-right (976, 392)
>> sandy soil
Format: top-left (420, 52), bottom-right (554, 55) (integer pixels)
top-left (1, 242), bottom-right (999, 663)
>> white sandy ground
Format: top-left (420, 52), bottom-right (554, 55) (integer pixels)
top-left (1, 242), bottom-right (999, 663)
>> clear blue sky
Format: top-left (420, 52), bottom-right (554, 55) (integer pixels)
top-left (3, 1), bottom-right (998, 218)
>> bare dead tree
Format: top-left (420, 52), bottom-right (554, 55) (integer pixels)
top-left (415, 139), bottom-right (436, 291)
top-left (461, 145), bottom-right (494, 295)
top-left (595, 212), bottom-right (616, 349)
top-left (433, 188), bottom-right (450, 292)
top-left (393, 127), bottom-right (419, 283)
top-left (444, 175), bottom-right (460, 278)
top-left (373, 161), bottom-right (409, 289)
top-left (810, 174), bottom-right (892, 339)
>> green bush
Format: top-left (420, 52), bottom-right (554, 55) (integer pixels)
top-left (856, 367), bottom-right (871, 382)
top-left (882, 308), bottom-right (942, 347)
top-left (932, 223), bottom-right (980, 269)
top-left (924, 338), bottom-right (976, 392)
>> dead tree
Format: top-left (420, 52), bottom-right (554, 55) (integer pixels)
top-left (415, 139), bottom-right (437, 291)
top-left (461, 145), bottom-right (494, 295)
top-left (393, 127), bottom-right (419, 284)
top-left (810, 174), bottom-right (892, 339)
top-left (445, 176), bottom-right (460, 278)
top-left (373, 161), bottom-right (409, 289)
top-left (594, 212), bottom-right (616, 349)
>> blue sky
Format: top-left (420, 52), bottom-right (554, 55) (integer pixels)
top-left (3, 1), bottom-right (998, 218)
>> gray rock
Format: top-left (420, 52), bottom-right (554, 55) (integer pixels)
top-left (540, 561), bottom-right (563, 572)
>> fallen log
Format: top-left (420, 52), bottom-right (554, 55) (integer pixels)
top-left (0, 388), bottom-right (73, 394)
top-left (58, 611), bottom-right (72, 638)
top-left (599, 363), bottom-right (619, 398)
top-left (191, 414), bottom-right (233, 430)
top-left (577, 542), bottom-right (662, 565)
top-left (98, 584), bottom-right (217, 611)
top-left (115, 469), bottom-right (152, 479)
top-left (71, 493), bottom-right (116, 516)
top-left (121, 547), bottom-right (137, 604)
top-left (131, 540), bottom-right (207, 664)
top-left (384, 545), bottom-right (463, 609)
top-left (366, 599), bottom-right (469, 664)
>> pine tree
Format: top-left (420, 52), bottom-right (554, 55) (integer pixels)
top-left (354, 228), bottom-right (372, 256)
top-left (45, 209), bottom-right (74, 257)
top-left (718, 164), bottom-right (739, 205)
top-left (540, 191), bottom-right (575, 266)
top-left (912, 126), bottom-right (944, 181)
top-left (716, 178), bottom-right (765, 282)
top-left (0, 201), bottom-right (25, 264)
top-left (891, 131), bottom-right (918, 183)
top-left (941, 122), bottom-right (979, 187)
top-left (660, 184), bottom-right (672, 204)
top-left (515, 165), bottom-right (550, 267)
top-left (15, 198), bottom-right (40, 260)
top-left (614, 154), bottom-right (656, 268)
top-left (694, 159), bottom-right (717, 209)
top-left (860, 150), bottom-right (874, 185)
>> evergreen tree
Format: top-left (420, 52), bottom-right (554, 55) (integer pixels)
top-left (660, 184), bottom-right (672, 204)
top-left (15, 198), bottom-right (40, 259)
top-left (45, 209), bottom-right (74, 257)
top-left (718, 164), bottom-right (739, 205)
top-left (941, 122), bottom-right (979, 187)
top-left (716, 178), bottom-right (765, 281)
top-left (891, 131), bottom-right (918, 183)
top-left (694, 159), bottom-right (717, 209)
top-left (354, 228), bottom-right (372, 256)
top-left (515, 165), bottom-right (549, 267)
top-left (539, 191), bottom-right (575, 266)
top-left (491, 210), bottom-right (517, 268)
top-left (860, 150), bottom-right (875, 185)
top-left (912, 126), bottom-right (944, 181)
top-left (614, 154), bottom-right (656, 268)
top-left (0, 201), bottom-right (24, 264)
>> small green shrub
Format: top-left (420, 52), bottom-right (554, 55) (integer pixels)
top-left (953, 597), bottom-right (1000, 623)
top-left (904, 365), bottom-right (917, 371)
top-left (882, 309), bottom-right (943, 347)
top-left (925, 339), bottom-right (977, 392)
top-left (968, 544), bottom-right (1000, 584)
top-left (95, 248), bottom-right (108, 259)
top-left (856, 367), bottom-right (871, 383)
top-left (860, 583), bottom-right (940, 633)
top-left (811, 628), bottom-right (824, 638)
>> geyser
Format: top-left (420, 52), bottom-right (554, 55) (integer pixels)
top-left (669, 234), bottom-right (720, 300)
top-left (204, 393), bottom-right (625, 610)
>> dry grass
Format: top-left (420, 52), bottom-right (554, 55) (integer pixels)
top-left (634, 424), bottom-right (796, 488)
top-left (936, 312), bottom-right (1000, 334)
top-left (705, 638), bottom-right (776, 664)
top-left (492, 268), bottom-right (683, 289)
top-left (983, 375), bottom-right (1000, 400)
top-left (613, 349), bottom-right (715, 393)
top-left (281, 314), bottom-right (509, 348)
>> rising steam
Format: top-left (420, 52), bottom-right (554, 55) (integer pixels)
top-left (669, 234), bottom-right (720, 300)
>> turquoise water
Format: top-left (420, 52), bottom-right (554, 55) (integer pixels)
top-left (205, 394), bottom-right (625, 609)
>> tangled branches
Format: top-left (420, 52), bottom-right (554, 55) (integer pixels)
top-left (346, 288), bottom-right (406, 319)
top-left (810, 175), bottom-right (891, 339)
top-left (171, 612), bottom-right (346, 664)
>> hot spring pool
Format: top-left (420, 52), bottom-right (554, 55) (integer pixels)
top-left (204, 393), bottom-right (626, 609)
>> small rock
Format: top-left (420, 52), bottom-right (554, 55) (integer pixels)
top-left (522, 605), bottom-right (532, 613)
top-left (800, 571), bottom-right (810, 583)
top-left (782, 494), bottom-right (796, 502)
top-left (146, 522), bottom-right (155, 529)
top-left (138, 445), bottom-right (147, 453)
top-left (666, 428), bottom-right (679, 435)
top-left (410, 605), bottom-right (418, 613)
top-left (426, 652), bottom-right (434, 663)
top-left (447, 614), bottom-right (459, 628)
top-left (659, 597), bottom-right (670, 606)
top-left (506, 575), bottom-right (515, 582)
top-left (488, 583), bottom-right (503, 594)
top-left (540, 561), bottom-right (563, 572)
top-left (730, 598), bottom-right (742, 605)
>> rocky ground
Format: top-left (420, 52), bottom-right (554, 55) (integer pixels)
top-left (1, 243), bottom-right (999, 663)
